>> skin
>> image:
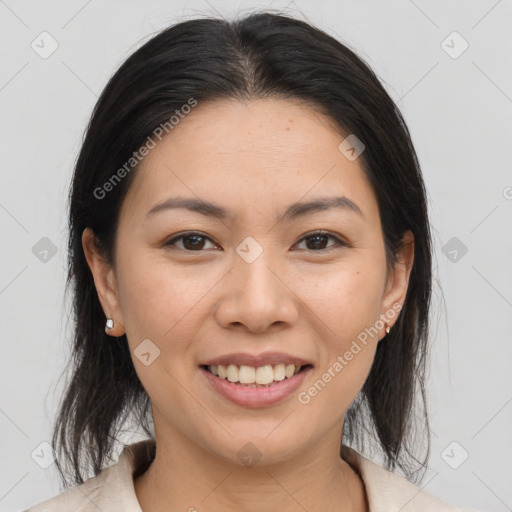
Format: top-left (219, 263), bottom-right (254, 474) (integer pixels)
top-left (83, 98), bottom-right (414, 512)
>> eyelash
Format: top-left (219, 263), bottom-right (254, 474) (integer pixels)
top-left (163, 230), bottom-right (347, 252)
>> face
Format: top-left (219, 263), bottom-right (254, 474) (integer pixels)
top-left (83, 98), bottom-right (413, 466)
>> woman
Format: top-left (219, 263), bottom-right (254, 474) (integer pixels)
top-left (25, 10), bottom-right (478, 512)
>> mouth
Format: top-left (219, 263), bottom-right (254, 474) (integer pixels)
top-left (199, 363), bottom-right (314, 408)
top-left (200, 363), bottom-right (313, 387)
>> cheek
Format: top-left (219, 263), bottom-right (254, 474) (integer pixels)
top-left (294, 261), bottom-right (383, 402)
top-left (297, 259), bottom-right (385, 334)
top-left (114, 254), bottom-right (203, 406)
top-left (116, 250), bottom-right (209, 341)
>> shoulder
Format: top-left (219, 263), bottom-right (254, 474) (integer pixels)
top-left (23, 440), bottom-right (155, 512)
top-left (341, 445), bottom-right (480, 512)
top-left (23, 462), bottom-right (124, 512)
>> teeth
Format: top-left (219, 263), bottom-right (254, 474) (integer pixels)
top-left (255, 365), bottom-right (274, 384)
top-left (207, 363), bottom-right (304, 385)
top-left (273, 363), bottom-right (286, 381)
top-left (218, 365), bottom-right (227, 379)
top-left (239, 365), bottom-right (256, 383)
top-left (226, 364), bottom-right (239, 383)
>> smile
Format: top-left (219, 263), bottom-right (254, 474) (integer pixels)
top-left (205, 363), bottom-right (304, 386)
top-left (200, 364), bottom-right (313, 408)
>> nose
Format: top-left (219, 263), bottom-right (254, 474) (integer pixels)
top-left (214, 251), bottom-right (300, 333)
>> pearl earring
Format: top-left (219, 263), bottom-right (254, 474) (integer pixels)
top-left (105, 318), bottom-right (114, 330)
top-left (385, 322), bottom-right (391, 334)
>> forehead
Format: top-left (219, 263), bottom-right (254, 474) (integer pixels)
top-left (157, 97), bottom-right (345, 159)
top-left (120, 98), bottom-right (378, 225)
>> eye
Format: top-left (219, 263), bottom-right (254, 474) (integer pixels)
top-left (164, 231), bottom-right (219, 251)
top-left (164, 230), bottom-right (346, 252)
top-left (292, 231), bottom-right (346, 251)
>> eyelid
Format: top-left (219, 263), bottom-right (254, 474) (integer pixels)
top-left (163, 230), bottom-right (348, 251)
top-left (163, 231), bottom-right (220, 250)
top-left (293, 230), bottom-right (348, 250)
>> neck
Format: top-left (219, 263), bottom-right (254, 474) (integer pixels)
top-left (133, 425), bottom-right (368, 512)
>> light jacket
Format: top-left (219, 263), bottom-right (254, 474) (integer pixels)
top-left (23, 439), bottom-right (479, 511)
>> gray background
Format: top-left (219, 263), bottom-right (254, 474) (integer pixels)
top-left (1, 0), bottom-right (511, 511)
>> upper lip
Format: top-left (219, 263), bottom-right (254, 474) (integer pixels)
top-left (200, 351), bottom-right (313, 368)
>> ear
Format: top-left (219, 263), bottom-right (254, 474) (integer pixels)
top-left (82, 227), bottom-right (125, 336)
top-left (379, 230), bottom-right (414, 338)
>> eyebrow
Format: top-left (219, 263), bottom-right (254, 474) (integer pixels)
top-left (145, 195), bottom-right (365, 222)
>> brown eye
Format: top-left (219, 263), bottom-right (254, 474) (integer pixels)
top-left (164, 232), bottom-right (218, 251)
top-left (293, 231), bottom-right (346, 251)
top-left (164, 230), bottom-right (346, 252)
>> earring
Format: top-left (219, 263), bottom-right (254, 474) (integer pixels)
top-left (385, 322), bottom-right (391, 334)
top-left (105, 318), bottom-right (114, 330)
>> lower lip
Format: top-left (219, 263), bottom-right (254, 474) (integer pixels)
top-left (200, 366), bottom-right (312, 408)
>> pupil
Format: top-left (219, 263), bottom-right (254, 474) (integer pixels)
top-left (184, 235), bottom-right (204, 250)
top-left (307, 235), bottom-right (327, 250)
